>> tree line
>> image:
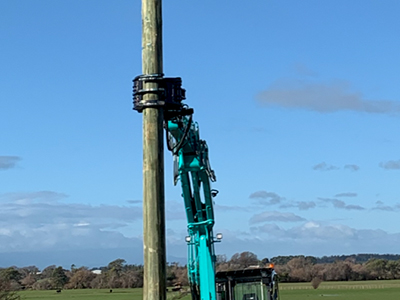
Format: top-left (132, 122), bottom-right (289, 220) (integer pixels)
top-left (1, 252), bottom-right (400, 296)
top-left (216, 252), bottom-right (400, 282)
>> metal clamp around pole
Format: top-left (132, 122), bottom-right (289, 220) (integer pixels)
top-left (132, 74), bottom-right (186, 113)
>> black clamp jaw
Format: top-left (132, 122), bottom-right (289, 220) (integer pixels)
top-left (133, 74), bottom-right (191, 118)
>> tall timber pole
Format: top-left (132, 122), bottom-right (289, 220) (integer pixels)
top-left (141, 1), bottom-right (166, 300)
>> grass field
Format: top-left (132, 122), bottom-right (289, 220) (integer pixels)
top-left (279, 280), bottom-right (400, 300)
top-left (19, 288), bottom-right (144, 300)
top-left (18, 280), bottom-right (400, 300)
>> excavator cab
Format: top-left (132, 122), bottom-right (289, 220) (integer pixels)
top-left (215, 267), bottom-right (279, 300)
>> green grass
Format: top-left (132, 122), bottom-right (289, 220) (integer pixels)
top-left (19, 288), bottom-right (143, 300)
top-left (280, 280), bottom-right (400, 300)
top-left (17, 280), bottom-right (400, 300)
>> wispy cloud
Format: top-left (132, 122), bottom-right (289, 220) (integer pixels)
top-left (249, 211), bottom-right (306, 225)
top-left (0, 191), bottom-right (142, 254)
top-left (344, 164), bottom-right (360, 172)
top-left (0, 156), bottom-right (21, 170)
top-left (294, 63), bottom-right (318, 77)
top-left (379, 160), bottom-right (400, 170)
top-left (215, 204), bottom-right (251, 212)
top-left (252, 221), bottom-right (358, 240)
top-left (0, 191), bottom-right (68, 204)
top-left (166, 200), bottom-right (185, 221)
top-left (372, 201), bottom-right (397, 212)
top-left (249, 191), bottom-right (284, 205)
top-left (256, 79), bottom-right (400, 115)
top-left (297, 201), bottom-right (316, 210)
top-left (250, 191), bottom-right (316, 211)
top-left (222, 223), bottom-right (400, 260)
top-left (319, 198), bottom-right (365, 210)
top-left (313, 162), bottom-right (339, 171)
top-left (280, 201), bottom-right (316, 211)
top-left (335, 192), bottom-right (357, 198)
top-left (127, 200), bottom-right (142, 204)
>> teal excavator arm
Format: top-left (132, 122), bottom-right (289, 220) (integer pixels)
top-left (166, 113), bottom-right (220, 300)
top-left (133, 74), bottom-right (220, 300)
top-left (134, 75), bottom-right (280, 300)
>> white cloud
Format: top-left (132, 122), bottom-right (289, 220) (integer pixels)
top-left (127, 200), bottom-right (142, 204)
top-left (0, 191), bottom-right (202, 267)
top-left (379, 160), bottom-right (400, 170)
top-left (293, 63), bottom-right (318, 77)
top-left (280, 201), bottom-right (316, 210)
top-left (251, 222), bottom-right (400, 251)
top-left (344, 164), bottom-right (360, 172)
top-left (313, 162), bottom-right (339, 171)
top-left (372, 201), bottom-right (398, 212)
top-left (0, 191), bottom-right (142, 254)
top-left (249, 211), bottom-right (305, 224)
top-left (0, 156), bottom-right (21, 170)
top-left (249, 191), bottom-right (284, 205)
top-left (2, 190), bottom-right (399, 268)
top-left (249, 191), bottom-right (316, 211)
top-left (256, 79), bottom-right (400, 115)
top-left (335, 192), bottom-right (357, 198)
top-left (217, 223), bottom-right (400, 259)
top-left (166, 200), bottom-right (186, 220)
top-left (297, 201), bottom-right (316, 210)
top-left (319, 197), bottom-right (365, 210)
top-left (0, 191), bottom-right (68, 204)
top-left (215, 204), bottom-right (251, 212)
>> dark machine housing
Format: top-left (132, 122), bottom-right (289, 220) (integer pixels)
top-left (215, 267), bottom-right (279, 300)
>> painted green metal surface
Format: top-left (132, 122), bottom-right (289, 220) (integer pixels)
top-left (167, 116), bottom-right (217, 300)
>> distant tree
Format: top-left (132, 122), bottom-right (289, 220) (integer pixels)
top-left (166, 264), bottom-right (177, 286)
top-left (229, 252), bottom-right (259, 269)
top-left (261, 257), bottom-right (270, 265)
top-left (348, 262), bottom-right (369, 281)
top-left (0, 268), bottom-right (21, 282)
top-left (18, 266), bottom-right (39, 279)
top-left (273, 264), bottom-right (289, 282)
top-left (107, 259), bottom-right (126, 277)
top-left (317, 254), bottom-right (400, 264)
top-left (311, 277), bottom-right (322, 289)
top-left (386, 260), bottom-right (400, 279)
top-left (310, 264), bottom-right (325, 280)
top-left (216, 255), bottom-right (229, 272)
top-left (305, 256), bottom-right (318, 265)
top-left (90, 273), bottom-right (108, 289)
top-left (0, 268), bottom-right (21, 292)
top-left (20, 274), bottom-right (36, 289)
top-left (41, 265), bottom-right (56, 279)
top-left (365, 259), bottom-right (387, 279)
top-left (0, 279), bottom-right (20, 300)
top-left (32, 278), bottom-right (53, 290)
top-left (52, 267), bottom-right (68, 290)
top-left (271, 256), bottom-right (296, 265)
top-left (287, 257), bottom-right (313, 281)
top-left (173, 267), bottom-right (188, 287)
top-left (216, 255), bottom-right (227, 265)
top-left (105, 259), bottom-right (127, 288)
top-left (0, 291), bottom-right (20, 300)
top-left (322, 261), bottom-right (353, 281)
top-left (66, 268), bottom-right (96, 289)
top-left (70, 264), bottom-right (77, 274)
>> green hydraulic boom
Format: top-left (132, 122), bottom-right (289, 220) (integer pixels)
top-left (133, 74), bottom-right (220, 300)
top-left (166, 110), bottom-right (220, 300)
top-left (133, 74), bottom-right (279, 300)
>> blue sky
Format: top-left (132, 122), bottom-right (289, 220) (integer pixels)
top-left (1, 0), bottom-right (400, 269)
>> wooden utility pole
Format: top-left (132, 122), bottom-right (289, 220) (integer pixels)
top-left (141, 1), bottom-right (166, 300)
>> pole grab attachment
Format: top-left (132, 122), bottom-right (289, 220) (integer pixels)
top-left (133, 74), bottom-right (186, 113)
